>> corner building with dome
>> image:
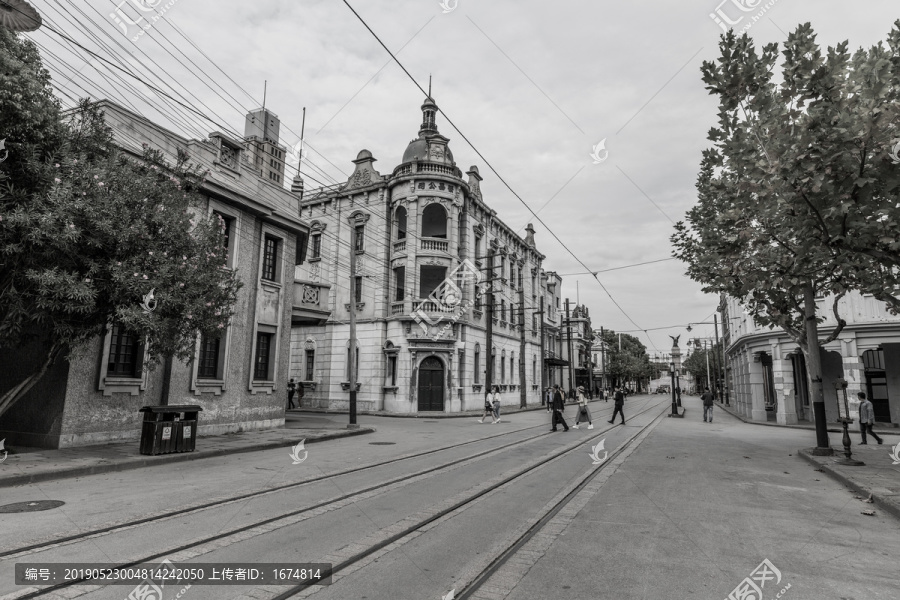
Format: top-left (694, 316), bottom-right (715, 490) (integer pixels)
top-left (290, 97), bottom-right (568, 413)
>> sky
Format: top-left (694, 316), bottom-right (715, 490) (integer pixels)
top-left (29, 0), bottom-right (900, 356)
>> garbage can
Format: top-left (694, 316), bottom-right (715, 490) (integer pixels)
top-left (139, 405), bottom-right (203, 455)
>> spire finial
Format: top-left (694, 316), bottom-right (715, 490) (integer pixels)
top-left (428, 74), bottom-right (432, 98)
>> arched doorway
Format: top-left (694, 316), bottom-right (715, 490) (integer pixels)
top-left (418, 356), bottom-right (445, 411)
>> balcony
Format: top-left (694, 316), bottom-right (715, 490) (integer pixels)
top-left (393, 240), bottom-right (407, 254)
top-left (292, 280), bottom-right (332, 325)
top-left (391, 301), bottom-right (407, 316)
top-left (415, 299), bottom-right (457, 314)
top-left (420, 238), bottom-right (449, 253)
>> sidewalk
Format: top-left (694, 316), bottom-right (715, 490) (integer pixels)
top-left (295, 400), bottom-right (575, 419)
top-left (716, 400), bottom-right (899, 436)
top-left (0, 413), bottom-right (374, 489)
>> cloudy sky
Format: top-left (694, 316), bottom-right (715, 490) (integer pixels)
top-left (31, 0), bottom-right (900, 355)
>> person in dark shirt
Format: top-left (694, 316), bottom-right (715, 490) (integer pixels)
top-left (551, 385), bottom-right (569, 432)
top-left (608, 387), bottom-right (625, 425)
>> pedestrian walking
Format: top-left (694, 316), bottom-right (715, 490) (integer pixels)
top-left (572, 385), bottom-right (594, 429)
top-left (608, 387), bottom-right (625, 425)
top-left (287, 378), bottom-right (297, 410)
top-left (479, 386), bottom-right (501, 423)
top-left (701, 387), bottom-right (714, 423)
top-left (858, 392), bottom-right (883, 444)
top-left (545, 387), bottom-right (553, 412)
top-left (550, 384), bottom-right (569, 432)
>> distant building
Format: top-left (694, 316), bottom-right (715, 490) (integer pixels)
top-left (243, 108), bottom-right (287, 186)
top-left (290, 96), bottom-right (559, 412)
top-left (724, 293), bottom-right (900, 426)
top-left (561, 304), bottom-right (593, 392)
top-left (0, 100), bottom-right (310, 448)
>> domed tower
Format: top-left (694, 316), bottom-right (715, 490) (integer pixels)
top-left (400, 96), bottom-right (457, 169)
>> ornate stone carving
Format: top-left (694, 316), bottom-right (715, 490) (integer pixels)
top-left (351, 167), bottom-right (371, 188)
top-left (429, 146), bottom-right (444, 160)
top-left (302, 284), bottom-right (319, 305)
top-left (310, 262), bottom-right (320, 282)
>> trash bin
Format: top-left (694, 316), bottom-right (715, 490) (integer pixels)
top-left (139, 405), bottom-right (202, 455)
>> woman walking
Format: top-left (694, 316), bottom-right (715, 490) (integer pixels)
top-left (572, 385), bottom-right (594, 429)
top-left (479, 386), bottom-right (501, 423)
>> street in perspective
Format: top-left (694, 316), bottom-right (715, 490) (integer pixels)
top-left (1, 1), bottom-right (900, 599)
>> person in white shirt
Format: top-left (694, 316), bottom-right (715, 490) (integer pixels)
top-left (572, 385), bottom-right (593, 429)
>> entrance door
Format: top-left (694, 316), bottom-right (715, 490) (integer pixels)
top-left (863, 349), bottom-right (891, 423)
top-left (417, 357), bottom-right (445, 411)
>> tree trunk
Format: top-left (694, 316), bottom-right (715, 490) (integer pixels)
top-left (803, 284), bottom-right (831, 451)
top-left (0, 343), bottom-right (63, 420)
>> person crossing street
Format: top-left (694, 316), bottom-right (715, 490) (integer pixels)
top-left (608, 387), bottom-right (625, 425)
top-left (550, 384), bottom-right (569, 432)
top-left (858, 392), bottom-right (883, 444)
top-left (701, 387), bottom-right (714, 423)
top-left (572, 385), bottom-right (593, 429)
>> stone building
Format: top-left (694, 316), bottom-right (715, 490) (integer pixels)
top-left (290, 96), bottom-right (558, 413)
top-left (724, 293), bottom-right (900, 426)
top-left (0, 100), bottom-right (310, 448)
top-left (561, 304), bottom-right (594, 392)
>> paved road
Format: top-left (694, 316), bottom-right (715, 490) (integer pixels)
top-left (2, 395), bottom-right (898, 600)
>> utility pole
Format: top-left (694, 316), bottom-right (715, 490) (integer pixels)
top-left (348, 225), bottom-right (358, 429)
top-left (705, 340), bottom-right (711, 390)
top-left (485, 247), bottom-right (495, 396)
top-left (600, 326), bottom-right (606, 393)
top-left (539, 295), bottom-right (546, 402)
top-left (565, 298), bottom-right (574, 396)
top-left (518, 286), bottom-right (527, 408)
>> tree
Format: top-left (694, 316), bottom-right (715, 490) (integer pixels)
top-left (0, 28), bottom-right (241, 419)
top-left (599, 330), bottom-right (650, 390)
top-left (672, 23), bottom-right (900, 449)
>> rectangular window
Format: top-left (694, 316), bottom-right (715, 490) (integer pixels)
top-left (501, 355), bottom-right (506, 382)
top-left (355, 275), bottom-right (363, 303)
top-left (197, 333), bottom-right (221, 379)
top-left (474, 349), bottom-right (481, 384)
top-left (394, 266), bottom-right (406, 301)
top-left (458, 352), bottom-right (465, 387)
top-left (420, 265), bottom-right (447, 299)
top-left (305, 349), bottom-right (315, 381)
top-left (108, 323), bottom-right (140, 377)
top-left (254, 332), bottom-right (273, 380)
top-left (474, 235), bottom-right (482, 261)
top-left (262, 236), bottom-right (278, 281)
top-left (389, 355), bottom-right (398, 386)
top-left (354, 225), bottom-right (365, 253)
top-left (311, 234), bottom-right (321, 259)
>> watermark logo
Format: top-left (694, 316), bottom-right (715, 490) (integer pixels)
top-left (889, 140), bottom-right (900, 165)
top-left (709, 0), bottom-right (778, 34)
top-left (0, 139), bottom-right (8, 163)
top-left (590, 139), bottom-right (608, 164)
top-left (125, 558), bottom-right (190, 600)
top-left (141, 289), bottom-right (157, 314)
top-left (289, 439), bottom-right (308, 465)
top-left (442, 589), bottom-right (455, 600)
top-left (0, 439), bottom-right (7, 463)
top-left (410, 259), bottom-right (483, 340)
top-left (725, 559), bottom-right (789, 600)
top-left (438, 0), bottom-right (458, 13)
top-left (890, 443), bottom-right (900, 465)
top-left (286, 140), bottom-right (304, 168)
top-left (110, 0), bottom-right (181, 42)
top-left (589, 438), bottom-right (608, 465)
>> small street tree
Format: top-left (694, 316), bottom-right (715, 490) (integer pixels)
top-left (672, 23), bottom-right (900, 449)
top-left (0, 28), bottom-right (241, 420)
top-left (600, 330), bottom-right (651, 390)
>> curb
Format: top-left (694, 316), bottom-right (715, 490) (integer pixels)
top-left (716, 402), bottom-right (898, 436)
top-left (0, 427), bottom-right (375, 489)
top-left (797, 448), bottom-right (900, 522)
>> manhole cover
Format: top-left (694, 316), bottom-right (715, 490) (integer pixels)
top-left (0, 500), bottom-right (66, 513)
top-left (368, 442), bottom-right (396, 445)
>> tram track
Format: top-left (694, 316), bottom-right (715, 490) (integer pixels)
top-left (2, 397), bottom-right (664, 600)
top-left (267, 398), bottom-right (669, 599)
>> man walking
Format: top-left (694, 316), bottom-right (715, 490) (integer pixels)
top-left (701, 387), bottom-right (714, 422)
top-left (858, 392), bottom-right (883, 445)
top-left (287, 378), bottom-right (297, 410)
top-left (551, 384), bottom-right (569, 432)
top-left (608, 387), bottom-right (625, 425)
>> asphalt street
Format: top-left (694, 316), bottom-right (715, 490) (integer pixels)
top-left (2, 394), bottom-right (898, 600)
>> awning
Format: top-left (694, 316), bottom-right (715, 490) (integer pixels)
top-left (544, 357), bottom-right (569, 366)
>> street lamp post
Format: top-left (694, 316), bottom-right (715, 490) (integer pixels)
top-left (834, 378), bottom-right (864, 466)
top-left (669, 361), bottom-right (679, 417)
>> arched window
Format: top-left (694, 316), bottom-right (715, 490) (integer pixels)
top-left (395, 206), bottom-right (407, 241)
top-left (422, 203), bottom-right (447, 238)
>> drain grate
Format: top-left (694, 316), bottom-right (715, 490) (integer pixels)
top-left (368, 442), bottom-right (396, 446)
top-left (0, 500), bottom-right (65, 513)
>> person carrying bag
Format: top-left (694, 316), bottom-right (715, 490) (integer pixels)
top-left (572, 385), bottom-right (593, 429)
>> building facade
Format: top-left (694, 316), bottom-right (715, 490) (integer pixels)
top-left (561, 304), bottom-right (593, 392)
top-left (0, 100), bottom-right (310, 448)
top-left (724, 293), bottom-right (900, 426)
top-left (290, 97), bottom-right (558, 413)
